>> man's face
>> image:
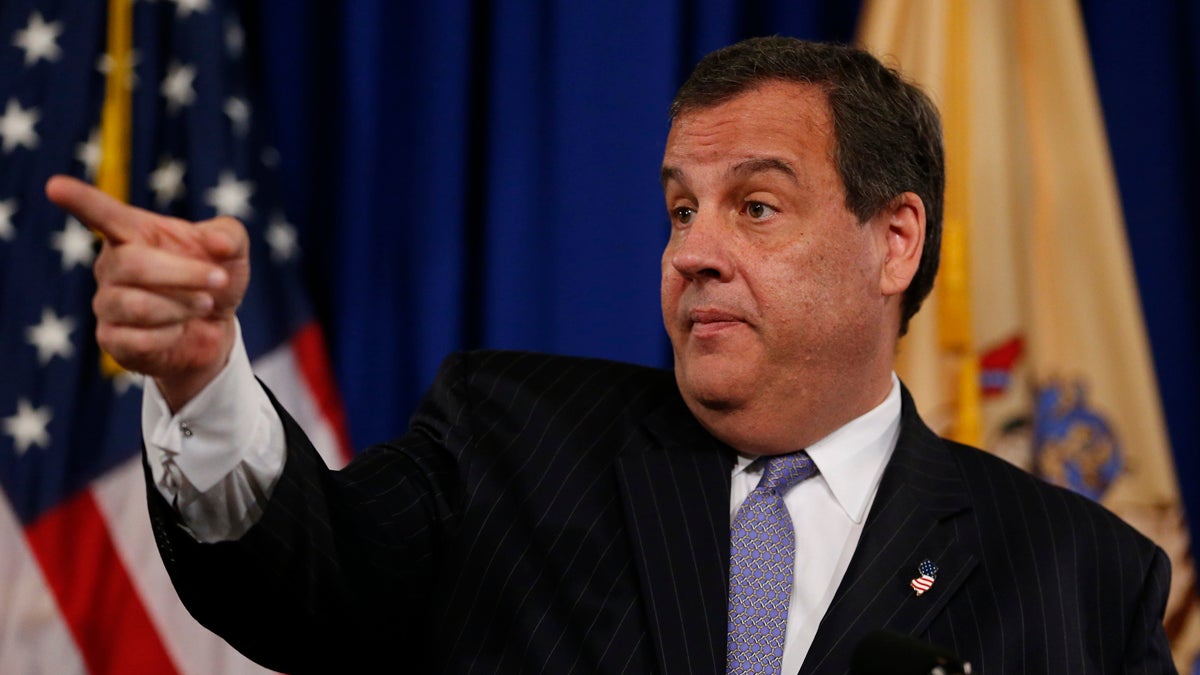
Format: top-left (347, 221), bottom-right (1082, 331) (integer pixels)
top-left (660, 81), bottom-right (900, 453)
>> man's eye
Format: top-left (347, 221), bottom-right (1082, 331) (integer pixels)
top-left (746, 202), bottom-right (777, 219)
top-left (673, 207), bottom-right (695, 224)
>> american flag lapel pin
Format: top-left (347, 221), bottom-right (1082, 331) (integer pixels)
top-left (910, 559), bottom-right (938, 596)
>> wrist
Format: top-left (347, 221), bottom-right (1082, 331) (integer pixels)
top-left (156, 320), bottom-right (238, 413)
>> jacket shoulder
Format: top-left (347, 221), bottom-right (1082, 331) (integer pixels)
top-left (439, 349), bottom-right (677, 408)
top-left (944, 437), bottom-right (1160, 557)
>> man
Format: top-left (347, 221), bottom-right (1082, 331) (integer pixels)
top-left (48, 37), bottom-right (1173, 673)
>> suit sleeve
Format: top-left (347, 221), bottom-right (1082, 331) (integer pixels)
top-left (146, 353), bottom-right (471, 674)
top-left (1122, 545), bottom-right (1178, 674)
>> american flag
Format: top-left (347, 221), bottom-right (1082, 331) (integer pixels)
top-left (0, 1), bottom-right (348, 672)
top-left (910, 559), bottom-right (939, 597)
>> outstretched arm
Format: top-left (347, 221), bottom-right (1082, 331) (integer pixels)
top-left (48, 175), bottom-right (279, 542)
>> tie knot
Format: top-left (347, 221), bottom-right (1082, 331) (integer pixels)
top-left (755, 451), bottom-right (816, 494)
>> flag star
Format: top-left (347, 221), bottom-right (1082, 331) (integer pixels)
top-left (26, 307), bottom-right (76, 364)
top-left (0, 199), bottom-right (16, 241)
top-left (51, 217), bottom-right (97, 270)
top-left (172, 0), bottom-right (211, 18)
top-left (97, 50), bottom-right (140, 89)
top-left (76, 128), bottom-right (102, 179)
top-left (0, 98), bottom-right (40, 152)
top-left (204, 171), bottom-right (254, 220)
top-left (224, 97), bottom-right (250, 136)
top-left (161, 62), bottom-right (196, 113)
top-left (225, 18), bottom-right (244, 57)
top-left (149, 157), bottom-right (186, 207)
top-left (112, 370), bottom-right (146, 395)
top-left (3, 399), bottom-right (52, 455)
top-left (266, 213), bottom-right (299, 262)
top-left (12, 11), bottom-right (63, 66)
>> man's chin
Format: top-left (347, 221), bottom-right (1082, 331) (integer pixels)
top-left (674, 363), bottom-right (750, 413)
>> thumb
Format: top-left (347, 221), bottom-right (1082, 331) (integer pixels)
top-left (191, 216), bottom-right (251, 316)
top-left (197, 216), bottom-right (250, 263)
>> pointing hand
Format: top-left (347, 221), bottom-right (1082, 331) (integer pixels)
top-left (46, 175), bottom-right (251, 411)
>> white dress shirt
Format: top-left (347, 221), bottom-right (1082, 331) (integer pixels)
top-left (144, 323), bottom-right (901, 668)
top-left (729, 375), bottom-right (900, 672)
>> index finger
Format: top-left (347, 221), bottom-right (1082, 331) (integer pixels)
top-left (45, 175), bottom-right (158, 244)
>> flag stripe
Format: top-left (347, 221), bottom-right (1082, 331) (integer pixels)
top-left (0, 494), bottom-right (88, 674)
top-left (25, 489), bottom-right (180, 675)
top-left (290, 322), bottom-right (352, 462)
top-left (253, 325), bottom-right (351, 469)
top-left (91, 456), bottom-right (275, 675)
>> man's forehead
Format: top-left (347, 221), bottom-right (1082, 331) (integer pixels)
top-left (668, 79), bottom-right (832, 129)
top-left (663, 82), bottom-right (833, 155)
top-left (660, 85), bottom-right (835, 191)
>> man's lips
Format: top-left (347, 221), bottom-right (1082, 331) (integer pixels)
top-left (687, 308), bottom-right (745, 337)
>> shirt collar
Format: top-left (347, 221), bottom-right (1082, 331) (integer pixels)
top-left (731, 374), bottom-right (902, 523)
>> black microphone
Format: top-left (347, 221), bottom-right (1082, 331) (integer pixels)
top-left (850, 630), bottom-right (972, 675)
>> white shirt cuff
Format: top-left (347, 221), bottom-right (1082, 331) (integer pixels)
top-left (142, 320), bottom-right (284, 499)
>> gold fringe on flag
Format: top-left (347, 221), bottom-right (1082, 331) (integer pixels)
top-left (97, 0), bottom-right (134, 378)
top-left (936, 0), bottom-right (980, 446)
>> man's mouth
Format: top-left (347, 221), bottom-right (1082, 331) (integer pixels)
top-left (688, 309), bottom-right (744, 337)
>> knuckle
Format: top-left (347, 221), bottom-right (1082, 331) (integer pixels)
top-left (210, 215), bottom-right (243, 229)
top-left (94, 323), bottom-right (121, 356)
top-left (208, 216), bottom-right (250, 245)
top-left (91, 288), bottom-right (112, 318)
top-left (93, 244), bottom-right (114, 279)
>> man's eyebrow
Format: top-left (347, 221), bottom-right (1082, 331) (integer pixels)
top-left (660, 165), bottom-right (684, 188)
top-left (660, 158), bottom-right (797, 188)
top-left (729, 157), bottom-right (798, 182)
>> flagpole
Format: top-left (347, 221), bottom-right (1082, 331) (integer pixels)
top-left (97, 0), bottom-right (133, 378)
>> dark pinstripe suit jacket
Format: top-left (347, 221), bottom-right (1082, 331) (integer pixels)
top-left (147, 350), bottom-right (1176, 674)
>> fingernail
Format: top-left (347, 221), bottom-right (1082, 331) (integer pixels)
top-left (207, 268), bottom-right (228, 288)
top-left (195, 293), bottom-right (214, 313)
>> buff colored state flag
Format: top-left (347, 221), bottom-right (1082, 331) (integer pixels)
top-left (857, 0), bottom-right (1199, 669)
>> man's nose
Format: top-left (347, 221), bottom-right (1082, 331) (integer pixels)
top-left (669, 212), bottom-right (734, 282)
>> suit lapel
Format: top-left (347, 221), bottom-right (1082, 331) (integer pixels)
top-left (616, 394), bottom-right (734, 675)
top-left (800, 388), bottom-right (978, 674)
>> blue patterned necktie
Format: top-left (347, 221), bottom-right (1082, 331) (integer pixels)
top-left (726, 451), bottom-right (818, 674)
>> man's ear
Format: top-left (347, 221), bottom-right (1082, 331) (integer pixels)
top-left (878, 191), bottom-right (925, 297)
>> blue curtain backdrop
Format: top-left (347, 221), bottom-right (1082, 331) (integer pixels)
top-left (248, 1), bottom-right (1199, 545)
